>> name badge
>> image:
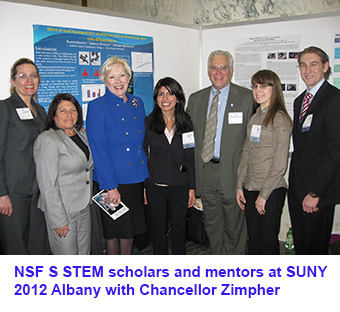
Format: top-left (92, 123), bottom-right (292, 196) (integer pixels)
top-left (250, 125), bottom-right (261, 142)
top-left (228, 112), bottom-right (243, 124)
top-left (16, 108), bottom-right (33, 120)
top-left (182, 131), bottom-right (195, 149)
top-left (302, 114), bottom-right (313, 132)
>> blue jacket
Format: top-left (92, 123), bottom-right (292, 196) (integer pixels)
top-left (86, 88), bottom-right (149, 190)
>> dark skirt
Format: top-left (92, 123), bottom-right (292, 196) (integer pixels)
top-left (98, 182), bottom-right (147, 239)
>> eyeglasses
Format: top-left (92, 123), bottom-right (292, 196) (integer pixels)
top-left (14, 73), bottom-right (39, 80)
top-left (208, 65), bottom-right (230, 73)
top-left (251, 84), bottom-right (272, 90)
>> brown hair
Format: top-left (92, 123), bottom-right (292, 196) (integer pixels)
top-left (298, 46), bottom-right (331, 80)
top-left (251, 70), bottom-right (292, 128)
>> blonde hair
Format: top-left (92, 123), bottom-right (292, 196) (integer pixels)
top-left (99, 57), bottom-right (132, 83)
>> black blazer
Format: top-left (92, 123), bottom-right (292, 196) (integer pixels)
top-left (289, 80), bottom-right (340, 205)
top-left (144, 116), bottom-right (195, 189)
top-left (0, 91), bottom-right (46, 196)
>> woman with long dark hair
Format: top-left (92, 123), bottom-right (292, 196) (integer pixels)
top-left (144, 77), bottom-right (196, 254)
top-left (236, 70), bottom-right (292, 254)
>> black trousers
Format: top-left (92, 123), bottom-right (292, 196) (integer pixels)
top-left (288, 181), bottom-right (335, 255)
top-left (146, 183), bottom-right (189, 255)
top-left (244, 187), bottom-right (286, 255)
top-left (0, 192), bottom-right (50, 255)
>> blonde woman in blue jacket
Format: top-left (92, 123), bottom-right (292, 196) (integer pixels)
top-left (86, 57), bottom-right (149, 255)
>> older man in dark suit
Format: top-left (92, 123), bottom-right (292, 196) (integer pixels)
top-left (187, 50), bottom-right (253, 254)
top-left (288, 46), bottom-right (340, 255)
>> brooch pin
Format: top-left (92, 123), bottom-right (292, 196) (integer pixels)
top-left (132, 98), bottom-right (138, 107)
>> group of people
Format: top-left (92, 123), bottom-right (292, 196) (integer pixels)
top-left (0, 45), bottom-right (339, 256)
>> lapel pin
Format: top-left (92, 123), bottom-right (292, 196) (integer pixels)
top-left (132, 99), bottom-right (138, 107)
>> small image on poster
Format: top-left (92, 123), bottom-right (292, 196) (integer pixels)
top-left (33, 25), bottom-right (154, 117)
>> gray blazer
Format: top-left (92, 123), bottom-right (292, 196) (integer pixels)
top-left (0, 91), bottom-right (46, 196)
top-left (187, 83), bottom-right (253, 198)
top-left (34, 128), bottom-right (94, 229)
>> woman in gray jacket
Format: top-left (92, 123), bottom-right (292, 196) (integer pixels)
top-left (34, 93), bottom-right (93, 255)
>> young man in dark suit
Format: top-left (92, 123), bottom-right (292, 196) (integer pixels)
top-left (288, 46), bottom-right (340, 255)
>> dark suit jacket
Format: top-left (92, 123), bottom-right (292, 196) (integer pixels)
top-left (187, 83), bottom-right (253, 198)
top-left (289, 80), bottom-right (340, 205)
top-left (143, 116), bottom-right (195, 189)
top-left (0, 91), bottom-right (46, 196)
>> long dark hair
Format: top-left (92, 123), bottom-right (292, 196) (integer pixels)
top-left (46, 93), bottom-right (83, 131)
top-left (147, 77), bottom-right (192, 134)
top-left (251, 70), bottom-right (292, 128)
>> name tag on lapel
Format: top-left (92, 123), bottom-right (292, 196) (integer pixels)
top-left (302, 114), bottom-right (313, 132)
top-left (16, 108), bottom-right (33, 120)
top-left (182, 131), bottom-right (195, 149)
top-left (228, 112), bottom-right (243, 124)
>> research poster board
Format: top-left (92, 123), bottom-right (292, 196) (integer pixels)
top-left (33, 25), bottom-right (154, 118)
top-left (234, 34), bottom-right (301, 117)
top-left (334, 32), bottom-right (340, 90)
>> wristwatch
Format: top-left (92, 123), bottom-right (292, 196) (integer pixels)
top-left (308, 191), bottom-right (318, 198)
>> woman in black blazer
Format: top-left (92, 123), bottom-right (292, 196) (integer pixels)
top-left (144, 77), bottom-right (196, 254)
top-left (0, 58), bottom-right (49, 254)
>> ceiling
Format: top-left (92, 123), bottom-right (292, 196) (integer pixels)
top-left (6, 0), bottom-right (340, 28)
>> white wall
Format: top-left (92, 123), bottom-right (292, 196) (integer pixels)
top-left (201, 15), bottom-right (340, 93)
top-left (0, 1), bottom-right (199, 101)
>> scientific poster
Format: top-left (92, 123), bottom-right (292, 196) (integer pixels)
top-left (33, 25), bottom-right (154, 117)
top-left (234, 34), bottom-right (301, 117)
top-left (333, 32), bottom-right (340, 90)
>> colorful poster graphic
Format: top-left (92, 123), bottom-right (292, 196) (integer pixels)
top-left (333, 33), bottom-right (340, 90)
top-left (33, 25), bottom-right (154, 117)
